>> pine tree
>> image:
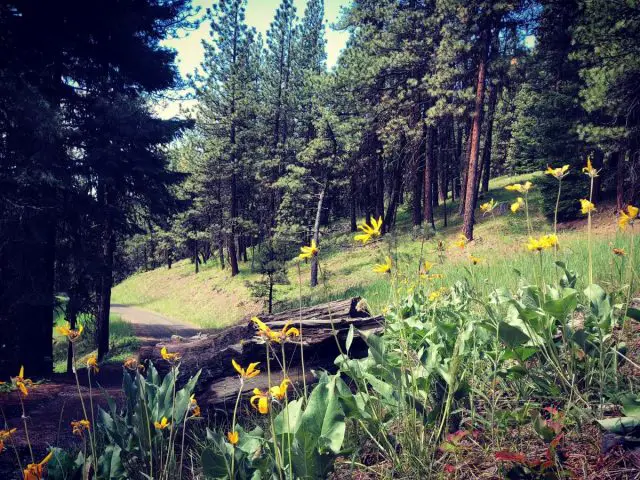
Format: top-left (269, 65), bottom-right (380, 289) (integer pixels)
top-left (196, 0), bottom-right (259, 276)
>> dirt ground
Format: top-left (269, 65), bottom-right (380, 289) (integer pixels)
top-left (0, 305), bottom-right (206, 478)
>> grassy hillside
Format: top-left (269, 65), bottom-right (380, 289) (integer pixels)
top-left (112, 173), bottom-right (638, 328)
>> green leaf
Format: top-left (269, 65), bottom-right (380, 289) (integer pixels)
top-left (596, 417), bottom-right (640, 434)
top-left (543, 290), bottom-right (577, 320)
top-left (498, 321), bottom-right (530, 348)
top-left (201, 447), bottom-right (230, 479)
top-left (626, 308), bottom-right (640, 322)
top-left (621, 395), bottom-right (640, 417)
top-left (345, 324), bottom-right (354, 353)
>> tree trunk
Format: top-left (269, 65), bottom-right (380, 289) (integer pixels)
top-left (438, 126), bottom-right (448, 203)
top-left (228, 174), bottom-right (239, 276)
top-left (310, 182), bottom-right (327, 288)
top-left (194, 238), bottom-right (200, 274)
top-left (613, 151), bottom-right (623, 210)
top-left (97, 188), bottom-right (115, 361)
top-left (423, 126), bottom-right (435, 228)
top-left (412, 147), bottom-right (424, 225)
top-left (458, 121), bottom-right (472, 216)
top-left (376, 153), bottom-right (385, 228)
top-left (462, 27), bottom-right (491, 241)
top-left (481, 82), bottom-right (499, 194)
top-left (65, 297), bottom-right (77, 374)
top-left (592, 150), bottom-right (604, 202)
top-left (141, 298), bottom-right (382, 408)
top-left (385, 154), bottom-right (403, 230)
top-left (268, 279), bottom-right (274, 314)
top-left (350, 174), bottom-right (357, 232)
top-left (218, 240), bottom-right (225, 270)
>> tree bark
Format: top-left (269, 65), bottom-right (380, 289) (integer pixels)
top-left (97, 187), bottom-right (115, 360)
top-left (412, 146), bottom-right (424, 225)
top-left (480, 82), bottom-right (499, 194)
top-left (462, 27), bottom-right (491, 241)
top-left (458, 120), bottom-right (472, 216)
top-left (423, 126), bottom-right (435, 228)
top-left (141, 298), bottom-right (382, 407)
top-left (612, 151), bottom-right (623, 211)
top-left (350, 174), bottom-right (357, 232)
top-left (310, 182), bottom-right (326, 288)
top-left (376, 152), bottom-right (385, 228)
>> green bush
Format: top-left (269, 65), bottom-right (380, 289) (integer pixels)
top-left (539, 169), bottom-right (590, 222)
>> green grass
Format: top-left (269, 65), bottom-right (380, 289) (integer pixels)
top-left (112, 172), bottom-right (638, 328)
top-left (53, 313), bottom-right (140, 373)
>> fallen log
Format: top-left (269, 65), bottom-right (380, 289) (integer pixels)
top-left (140, 297), bottom-right (384, 410)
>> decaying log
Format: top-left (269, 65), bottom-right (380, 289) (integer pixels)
top-left (140, 297), bottom-right (384, 409)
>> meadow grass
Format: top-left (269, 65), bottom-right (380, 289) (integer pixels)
top-left (112, 172), bottom-right (637, 328)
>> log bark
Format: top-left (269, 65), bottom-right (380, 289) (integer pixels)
top-left (140, 298), bottom-right (383, 410)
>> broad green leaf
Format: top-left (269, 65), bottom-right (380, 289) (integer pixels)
top-left (498, 321), bottom-right (530, 348)
top-left (596, 417), bottom-right (640, 434)
top-left (543, 290), bottom-right (577, 320)
top-left (621, 395), bottom-right (640, 417)
top-left (626, 307), bottom-right (640, 322)
top-left (201, 447), bottom-right (230, 479)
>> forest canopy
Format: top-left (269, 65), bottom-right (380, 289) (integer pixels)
top-left (1, 0), bottom-right (640, 375)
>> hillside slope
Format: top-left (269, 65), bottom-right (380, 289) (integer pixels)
top-left (112, 173), bottom-right (637, 328)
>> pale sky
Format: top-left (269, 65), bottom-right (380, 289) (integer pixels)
top-left (166, 0), bottom-right (350, 76)
top-left (157, 0), bottom-right (350, 118)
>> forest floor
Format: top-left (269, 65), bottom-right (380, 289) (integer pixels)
top-left (112, 172), bottom-right (638, 329)
top-left (0, 306), bottom-right (202, 478)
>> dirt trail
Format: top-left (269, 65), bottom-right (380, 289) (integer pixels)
top-left (0, 304), bottom-right (208, 477)
top-left (111, 303), bottom-right (206, 346)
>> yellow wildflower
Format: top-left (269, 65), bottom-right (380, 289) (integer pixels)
top-left (511, 197), bottom-right (524, 213)
top-left (0, 428), bottom-right (16, 455)
top-left (527, 237), bottom-right (544, 252)
top-left (71, 419), bottom-right (90, 436)
top-left (250, 388), bottom-right (270, 414)
top-left (372, 256), bottom-right (392, 274)
top-left (154, 417), bottom-right (170, 430)
top-left (269, 378), bottom-right (290, 401)
top-left (298, 239), bottom-right (319, 260)
top-left (479, 198), bottom-right (496, 215)
top-left (542, 234), bottom-right (559, 248)
top-left (505, 181), bottom-right (533, 194)
top-left (123, 357), bottom-right (138, 370)
top-left (545, 164), bottom-right (570, 180)
top-left (354, 216), bottom-right (383, 244)
top-left (251, 317), bottom-right (299, 343)
top-left (453, 233), bottom-right (468, 249)
top-left (582, 156), bottom-right (599, 178)
top-left (579, 199), bottom-right (595, 215)
top-left (56, 322), bottom-right (83, 342)
top-left (421, 260), bottom-right (434, 275)
top-left (613, 248), bottom-right (626, 257)
top-left (190, 394), bottom-right (201, 417)
top-left (231, 359), bottom-right (261, 379)
top-left (160, 346), bottom-right (181, 363)
top-left (227, 431), bottom-right (239, 445)
top-left (469, 255), bottom-right (483, 265)
top-left (618, 205), bottom-right (639, 230)
top-left (23, 450), bottom-right (53, 480)
top-left (526, 234), bottom-right (557, 252)
top-left (14, 366), bottom-right (32, 397)
top-left (428, 290), bottom-right (442, 302)
top-left (86, 355), bottom-right (99, 374)
top-left (424, 273), bottom-right (445, 281)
